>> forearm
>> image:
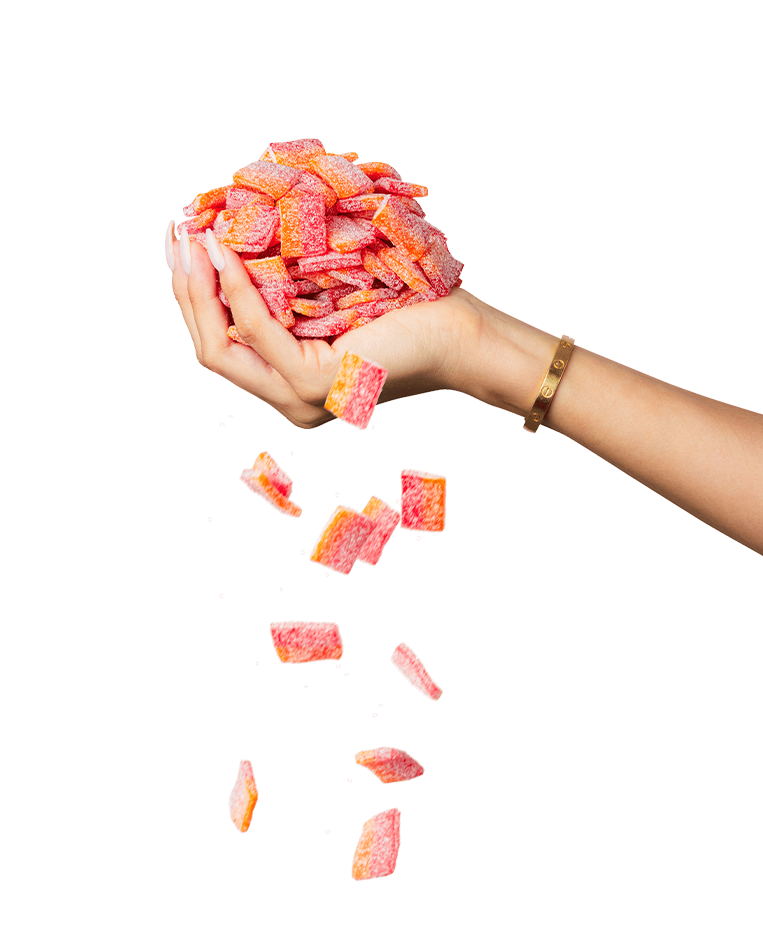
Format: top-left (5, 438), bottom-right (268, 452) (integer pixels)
top-left (452, 293), bottom-right (763, 554)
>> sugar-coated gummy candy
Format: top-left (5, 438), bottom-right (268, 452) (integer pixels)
top-left (239, 452), bottom-right (301, 516)
top-left (296, 250), bottom-right (363, 274)
top-left (183, 186), bottom-right (232, 216)
top-left (311, 506), bottom-right (375, 574)
top-left (335, 194), bottom-right (387, 213)
top-left (373, 177), bottom-right (428, 198)
top-left (290, 307), bottom-right (361, 339)
top-left (278, 187), bottom-right (327, 259)
top-left (325, 352), bottom-right (388, 429)
top-left (401, 469), bottom-right (445, 531)
top-left (335, 288), bottom-right (398, 310)
top-left (376, 247), bottom-right (437, 300)
top-left (355, 162), bottom-right (402, 181)
top-left (270, 622), bottom-right (343, 663)
top-left (222, 201), bottom-right (279, 253)
top-left (352, 808), bottom-right (401, 880)
top-left (325, 215), bottom-right (377, 254)
top-left (355, 747), bottom-right (424, 783)
top-left (233, 160), bottom-right (301, 199)
top-left (309, 155), bottom-right (374, 199)
top-left (371, 195), bottom-right (433, 261)
top-left (391, 643), bottom-right (442, 700)
top-left (265, 138), bottom-right (326, 170)
top-left (361, 249), bottom-right (406, 290)
top-left (229, 760), bottom-right (258, 832)
top-left (357, 497), bottom-right (401, 565)
top-left (327, 267), bottom-right (375, 290)
top-left (418, 236), bottom-right (465, 297)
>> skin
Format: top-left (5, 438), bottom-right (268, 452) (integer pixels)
top-left (170, 228), bottom-right (763, 556)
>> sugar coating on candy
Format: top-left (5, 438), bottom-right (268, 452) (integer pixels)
top-left (371, 196), bottom-right (433, 261)
top-left (335, 194), bottom-right (387, 213)
top-left (355, 162), bottom-right (402, 181)
top-left (418, 237), bottom-right (465, 297)
top-left (396, 194), bottom-right (426, 217)
top-left (352, 808), bottom-right (401, 880)
top-left (184, 186), bottom-right (232, 216)
top-left (310, 155), bottom-right (374, 198)
top-left (311, 506), bottom-right (374, 574)
top-left (290, 307), bottom-right (360, 339)
top-left (278, 187), bottom-right (327, 259)
top-left (361, 249), bottom-right (406, 290)
top-left (401, 469), bottom-right (445, 531)
top-left (327, 267), bottom-right (375, 289)
top-left (270, 622), bottom-right (343, 663)
top-left (357, 497), bottom-right (401, 565)
top-left (240, 470), bottom-right (302, 517)
top-left (391, 643), bottom-right (442, 700)
top-left (226, 187), bottom-right (275, 210)
top-left (177, 209), bottom-right (219, 236)
top-left (251, 451), bottom-right (292, 497)
top-left (266, 138), bottom-right (326, 169)
top-left (221, 201), bottom-right (279, 253)
top-left (233, 160), bottom-right (301, 199)
top-left (325, 352), bottom-right (388, 429)
top-left (355, 748), bottom-right (424, 783)
top-left (294, 172), bottom-right (338, 209)
top-left (374, 177), bottom-right (428, 198)
top-left (335, 288), bottom-right (397, 310)
top-left (377, 247), bottom-right (437, 299)
top-left (229, 761), bottom-right (258, 832)
top-left (296, 250), bottom-right (363, 274)
top-left (288, 297), bottom-right (335, 318)
top-left (325, 215), bottom-right (377, 254)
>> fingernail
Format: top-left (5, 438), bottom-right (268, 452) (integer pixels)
top-left (165, 220), bottom-right (175, 271)
top-left (179, 227), bottom-right (192, 276)
top-left (205, 228), bottom-right (226, 272)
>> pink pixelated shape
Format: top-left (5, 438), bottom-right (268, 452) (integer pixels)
top-left (391, 643), bottom-right (442, 700)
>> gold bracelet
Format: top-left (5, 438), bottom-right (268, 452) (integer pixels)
top-left (523, 336), bottom-right (575, 432)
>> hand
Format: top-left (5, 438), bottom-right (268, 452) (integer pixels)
top-left (169, 224), bottom-right (486, 428)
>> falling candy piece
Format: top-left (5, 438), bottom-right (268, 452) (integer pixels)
top-left (401, 469), bottom-right (445, 531)
top-left (392, 643), bottom-right (442, 700)
top-left (352, 808), bottom-right (401, 880)
top-left (270, 622), bottom-right (343, 663)
top-left (355, 748), bottom-right (424, 783)
top-left (311, 506), bottom-right (374, 574)
top-left (239, 452), bottom-right (301, 515)
top-left (325, 352), bottom-right (388, 430)
top-left (357, 497), bottom-right (400, 565)
top-left (229, 760), bottom-right (258, 832)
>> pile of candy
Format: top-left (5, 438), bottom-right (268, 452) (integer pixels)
top-left (179, 139), bottom-right (464, 341)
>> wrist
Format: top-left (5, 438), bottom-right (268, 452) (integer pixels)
top-left (444, 291), bottom-right (559, 416)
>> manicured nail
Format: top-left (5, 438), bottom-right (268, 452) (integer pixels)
top-left (205, 228), bottom-right (226, 272)
top-left (165, 220), bottom-right (175, 271)
top-left (179, 227), bottom-right (192, 276)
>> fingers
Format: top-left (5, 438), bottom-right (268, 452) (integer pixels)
top-left (214, 240), bottom-right (323, 394)
top-left (168, 222), bottom-right (202, 358)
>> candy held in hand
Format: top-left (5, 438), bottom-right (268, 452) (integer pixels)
top-left (311, 506), bottom-right (374, 574)
top-left (352, 808), bottom-right (401, 880)
top-left (229, 760), bottom-right (258, 832)
top-left (270, 622), bottom-right (343, 663)
top-left (392, 643), bottom-right (442, 700)
top-left (401, 469), bottom-right (445, 531)
top-left (325, 352), bottom-right (388, 429)
top-left (355, 748), bottom-right (424, 783)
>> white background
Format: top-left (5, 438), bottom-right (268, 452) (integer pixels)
top-left (3, 1), bottom-right (762, 927)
